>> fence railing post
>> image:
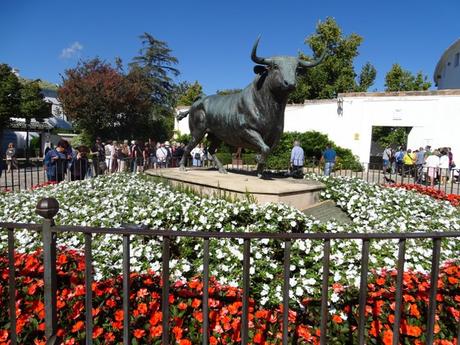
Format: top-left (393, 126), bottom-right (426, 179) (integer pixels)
top-left (36, 197), bottom-right (60, 345)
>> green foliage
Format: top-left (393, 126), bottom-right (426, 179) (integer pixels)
top-left (69, 132), bottom-right (93, 147)
top-left (19, 80), bottom-right (51, 122)
top-left (176, 81), bottom-right (204, 106)
top-left (372, 126), bottom-right (411, 148)
top-left (289, 17), bottom-right (376, 103)
top-left (266, 131), bottom-right (361, 170)
top-left (384, 64), bottom-right (431, 91)
top-left (0, 64), bottom-right (22, 128)
top-left (174, 132), bottom-right (191, 145)
top-left (130, 32), bottom-right (179, 109)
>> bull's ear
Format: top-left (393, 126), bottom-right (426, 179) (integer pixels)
top-left (254, 65), bottom-right (267, 74)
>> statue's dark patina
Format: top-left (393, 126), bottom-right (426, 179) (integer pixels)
top-left (177, 36), bottom-right (325, 177)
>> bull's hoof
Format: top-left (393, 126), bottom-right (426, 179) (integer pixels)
top-left (179, 165), bottom-right (186, 172)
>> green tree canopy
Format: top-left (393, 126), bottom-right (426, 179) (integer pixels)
top-left (176, 81), bottom-right (204, 106)
top-left (19, 80), bottom-right (51, 123)
top-left (289, 17), bottom-right (376, 103)
top-left (384, 63), bottom-right (431, 91)
top-left (130, 32), bottom-right (180, 110)
top-left (0, 64), bottom-right (21, 129)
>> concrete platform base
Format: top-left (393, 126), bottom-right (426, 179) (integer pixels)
top-left (145, 168), bottom-right (325, 211)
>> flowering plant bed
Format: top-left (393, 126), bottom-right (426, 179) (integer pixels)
top-left (0, 173), bottom-right (459, 342)
top-left (385, 183), bottom-right (460, 207)
top-left (1, 249), bottom-right (459, 344)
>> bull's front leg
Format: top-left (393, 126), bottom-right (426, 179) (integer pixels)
top-left (242, 129), bottom-right (270, 178)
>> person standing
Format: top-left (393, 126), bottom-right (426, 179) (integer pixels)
top-left (70, 146), bottom-right (89, 181)
top-left (191, 144), bottom-right (204, 167)
top-left (104, 140), bottom-right (113, 174)
top-left (382, 147), bottom-right (392, 174)
top-left (91, 137), bottom-right (106, 176)
top-left (44, 140), bottom-right (69, 182)
top-left (5, 142), bottom-right (18, 172)
top-left (290, 140), bottom-right (304, 178)
top-left (322, 144), bottom-right (337, 176)
top-left (403, 149), bottom-right (415, 176)
top-left (439, 149), bottom-right (450, 185)
top-left (415, 147), bottom-right (426, 184)
top-left (393, 147), bottom-right (404, 175)
top-left (156, 142), bottom-right (169, 168)
top-left (425, 151), bottom-right (440, 187)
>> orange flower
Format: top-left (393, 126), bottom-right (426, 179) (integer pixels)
top-left (409, 304), bottom-right (421, 318)
top-left (376, 277), bottom-right (386, 286)
top-left (332, 314), bottom-right (343, 324)
top-left (382, 329), bottom-right (393, 345)
top-left (137, 303), bottom-right (148, 315)
top-left (92, 326), bottom-right (103, 339)
top-left (104, 332), bottom-right (115, 342)
top-left (71, 321), bottom-right (84, 333)
top-left (150, 325), bottom-right (162, 337)
top-left (133, 329), bottom-right (145, 339)
top-left (173, 326), bottom-right (183, 340)
top-left (191, 298), bottom-right (201, 308)
top-left (405, 325), bottom-right (422, 337)
top-left (255, 310), bottom-right (269, 319)
top-left (179, 340), bottom-right (192, 345)
top-left (178, 302), bottom-right (188, 310)
top-left (115, 309), bottom-right (124, 321)
top-left (253, 332), bottom-right (264, 344)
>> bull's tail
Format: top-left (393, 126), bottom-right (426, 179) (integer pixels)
top-left (176, 110), bottom-right (189, 121)
top-left (177, 94), bottom-right (205, 121)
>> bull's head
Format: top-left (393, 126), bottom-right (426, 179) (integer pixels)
top-left (251, 36), bottom-right (326, 92)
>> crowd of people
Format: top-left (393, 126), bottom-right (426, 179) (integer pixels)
top-left (289, 141), bottom-right (337, 177)
top-left (40, 137), bottom-right (210, 183)
top-left (382, 145), bottom-right (457, 186)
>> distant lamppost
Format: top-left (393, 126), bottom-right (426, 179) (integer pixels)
top-left (25, 117), bottom-right (31, 164)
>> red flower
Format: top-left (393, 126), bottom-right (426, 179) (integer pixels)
top-left (133, 329), bottom-right (145, 339)
top-left (71, 321), bottom-right (84, 333)
top-left (115, 309), bottom-right (124, 321)
top-left (92, 326), bottom-right (104, 339)
top-left (332, 314), bottom-right (343, 324)
top-left (150, 325), bottom-right (162, 337)
top-left (173, 326), bottom-right (183, 340)
top-left (137, 303), bottom-right (148, 315)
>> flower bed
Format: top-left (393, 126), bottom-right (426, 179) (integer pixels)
top-left (0, 173), bottom-right (459, 342)
top-left (385, 183), bottom-right (460, 207)
top-left (1, 249), bottom-right (459, 344)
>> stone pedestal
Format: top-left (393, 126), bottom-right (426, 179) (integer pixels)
top-left (145, 168), bottom-right (325, 211)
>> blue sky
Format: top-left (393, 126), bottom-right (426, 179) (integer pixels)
top-left (1, 0), bottom-right (459, 95)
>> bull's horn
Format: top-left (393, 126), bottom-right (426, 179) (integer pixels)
top-left (299, 48), bottom-right (327, 68)
top-left (251, 36), bottom-right (270, 65)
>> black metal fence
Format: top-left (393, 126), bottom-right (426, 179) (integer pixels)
top-left (0, 156), bottom-right (206, 191)
top-left (2, 198), bottom-right (460, 345)
top-left (227, 160), bottom-right (460, 196)
top-left (2, 156), bottom-right (459, 195)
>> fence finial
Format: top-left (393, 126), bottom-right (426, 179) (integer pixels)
top-left (35, 198), bottom-right (60, 219)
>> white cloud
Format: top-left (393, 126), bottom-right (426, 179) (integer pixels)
top-left (60, 41), bottom-right (83, 59)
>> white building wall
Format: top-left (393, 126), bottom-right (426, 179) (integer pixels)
top-left (434, 39), bottom-right (460, 89)
top-left (175, 91), bottom-right (460, 165)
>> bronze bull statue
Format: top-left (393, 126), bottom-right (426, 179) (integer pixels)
top-left (177, 36), bottom-right (325, 177)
